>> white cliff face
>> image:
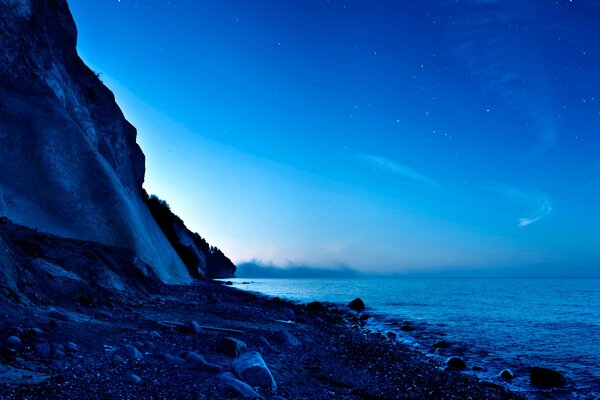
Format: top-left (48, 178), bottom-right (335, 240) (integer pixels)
top-left (0, 0), bottom-right (189, 283)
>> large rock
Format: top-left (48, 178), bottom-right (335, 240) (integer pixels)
top-left (220, 372), bottom-right (265, 399)
top-left (446, 357), bottom-right (467, 370)
top-left (271, 330), bottom-right (300, 347)
top-left (184, 352), bottom-right (222, 372)
top-left (530, 367), bottom-right (565, 387)
top-left (347, 298), bottom-right (365, 311)
top-left (0, 0), bottom-right (189, 283)
top-left (232, 351), bottom-right (277, 391)
top-left (217, 337), bottom-right (247, 358)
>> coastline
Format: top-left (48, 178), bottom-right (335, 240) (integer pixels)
top-left (1, 280), bottom-right (523, 399)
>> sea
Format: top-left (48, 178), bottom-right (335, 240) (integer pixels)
top-left (226, 277), bottom-right (600, 399)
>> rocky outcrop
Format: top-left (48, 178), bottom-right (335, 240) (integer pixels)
top-left (0, 0), bottom-right (189, 282)
top-left (144, 194), bottom-right (236, 278)
top-left (0, 217), bottom-right (163, 305)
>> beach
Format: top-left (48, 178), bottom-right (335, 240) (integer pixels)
top-left (0, 280), bottom-right (524, 399)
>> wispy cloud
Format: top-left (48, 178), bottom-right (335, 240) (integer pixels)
top-left (357, 154), bottom-right (439, 188)
top-left (448, 2), bottom-right (559, 155)
top-left (489, 182), bottom-right (553, 227)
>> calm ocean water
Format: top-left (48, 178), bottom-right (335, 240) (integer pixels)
top-left (227, 278), bottom-right (600, 399)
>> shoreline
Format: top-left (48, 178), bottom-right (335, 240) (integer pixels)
top-left (227, 277), bottom-right (586, 400)
top-left (0, 279), bottom-right (526, 399)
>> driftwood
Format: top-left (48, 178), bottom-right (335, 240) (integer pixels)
top-left (161, 321), bottom-right (243, 334)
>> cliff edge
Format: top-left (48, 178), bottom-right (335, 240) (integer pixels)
top-left (0, 0), bottom-right (233, 282)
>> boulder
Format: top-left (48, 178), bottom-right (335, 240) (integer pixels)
top-left (306, 301), bottom-right (326, 313)
top-left (232, 351), bottom-right (277, 391)
top-left (183, 320), bottom-right (202, 334)
top-left (5, 336), bottom-right (21, 348)
top-left (217, 337), bottom-right (247, 357)
top-left (499, 369), bottom-right (514, 380)
top-left (124, 345), bottom-right (143, 360)
top-left (220, 372), bottom-right (265, 399)
top-left (163, 354), bottom-right (186, 366)
top-left (400, 324), bottom-right (415, 332)
top-left (185, 352), bottom-right (222, 372)
top-left (348, 298), bottom-right (365, 311)
top-left (446, 357), bottom-right (467, 370)
top-left (530, 367), bottom-right (565, 387)
top-left (271, 330), bottom-right (300, 347)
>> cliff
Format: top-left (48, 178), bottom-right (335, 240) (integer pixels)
top-left (0, 0), bottom-right (234, 282)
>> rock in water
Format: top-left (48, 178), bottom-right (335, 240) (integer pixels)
top-left (530, 367), bottom-right (565, 387)
top-left (432, 340), bottom-right (450, 349)
top-left (232, 351), bottom-right (277, 391)
top-left (220, 372), bottom-right (265, 399)
top-left (348, 298), bottom-right (366, 311)
top-left (446, 357), bottom-right (467, 370)
top-left (499, 369), bottom-right (514, 380)
top-left (306, 301), bottom-right (326, 313)
top-left (217, 337), bottom-right (247, 357)
top-left (0, 0), bottom-right (189, 283)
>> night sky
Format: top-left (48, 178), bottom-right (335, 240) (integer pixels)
top-left (69, 0), bottom-right (600, 276)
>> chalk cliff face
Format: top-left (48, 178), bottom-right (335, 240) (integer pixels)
top-left (0, 0), bottom-right (192, 282)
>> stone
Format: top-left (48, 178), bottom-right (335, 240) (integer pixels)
top-left (446, 356), bottom-right (467, 370)
top-left (232, 351), bottom-right (277, 391)
top-left (53, 350), bottom-right (65, 360)
top-left (433, 340), bottom-right (450, 349)
top-left (258, 336), bottom-right (273, 351)
top-left (125, 373), bottom-right (142, 384)
top-left (65, 342), bottom-right (80, 352)
top-left (112, 355), bottom-right (125, 364)
top-left (306, 301), bottom-right (326, 313)
top-left (217, 337), bottom-right (247, 357)
top-left (149, 330), bottom-right (162, 339)
top-left (271, 330), bottom-right (300, 347)
top-left (530, 367), bottom-right (565, 387)
top-left (163, 354), bottom-right (186, 366)
top-left (220, 372), bottom-right (265, 399)
top-left (185, 352), bottom-right (222, 372)
top-left (500, 369), bottom-right (514, 380)
top-left (347, 298), bottom-right (365, 311)
top-left (472, 366), bottom-right (484, 372)
top-left (30, 327), bottom-right (45, 335)
top-left (35, 343), bottom-right (51, 358)
top-left (47, 308), bottom-right (69, 321)
top-left (183, 320), bottom-right (202, 334)
top-left (5, 336), bottom-right (21, 348)
top-left (124, 345), bottom-right (143, 360)
top-left (400, 324), bottom-right (415, 332)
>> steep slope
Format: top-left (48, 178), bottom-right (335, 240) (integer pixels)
top-left (144, 193), bottom-right (236, 279)
top-left (0, 217), bottom-right (163, 306)
top-left (0, 0), bottom-right (190, 282)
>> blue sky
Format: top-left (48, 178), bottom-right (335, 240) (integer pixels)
top-left (69, 0), bottom-right (600, 276)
